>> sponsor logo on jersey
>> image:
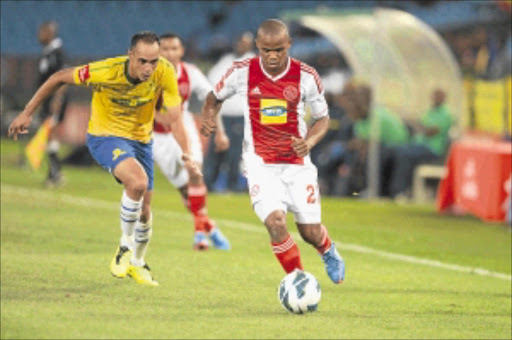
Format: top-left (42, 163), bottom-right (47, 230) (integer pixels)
top-left (112, 148), bottom-right (127, 161)
top-left (78, 65), bottom-right (90, 83)
top-left (111, 97), bottom-right (153, 108)
top-left (260, 99), bottom-right (287, 125)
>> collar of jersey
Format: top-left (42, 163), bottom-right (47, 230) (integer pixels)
top-left (259, 57), bottom-right (290, 82)
top-left (124, 59), bottom-right (142, 85)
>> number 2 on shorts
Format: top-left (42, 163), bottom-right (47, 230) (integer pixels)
top-left (306, 184), bottom-right (316, 204)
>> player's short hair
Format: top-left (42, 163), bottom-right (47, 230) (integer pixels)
top-left (130, 31), bottom-right (160, 50)
top-left (257, 19), bottom-right (289, 39)
top-left (160, 32), bottom-right (184, 46)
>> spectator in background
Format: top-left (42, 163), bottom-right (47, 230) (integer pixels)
top-left (342, 82), bottom-right (410, 197)
top-left (36, 21), bottom-right (69, 187)
top-left (312, 91), bottom-right (354, 196)
top-left (389, 89), bottom-right (453, 199)
top-left (205, 31), bottom-right (255, 192)
top-left (470, 26), bottom-right (499, 77)
top-left (489, 33), bottom-right (512, 78)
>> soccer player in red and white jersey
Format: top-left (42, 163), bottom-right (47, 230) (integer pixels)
top-left (154, 33), bottom-right (231, 250)
top-left (201, 20), bottom-right (345, 283)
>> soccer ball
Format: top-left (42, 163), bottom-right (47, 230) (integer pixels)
top-left (277, 270), bottom-right (321, 314)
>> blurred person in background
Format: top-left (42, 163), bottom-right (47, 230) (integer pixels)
top-left (201, 19), bottom-right (345, 284)
top-left (311, 91), bottom-right (354, 196)
top-left (8, 31), bottom-right (202, 286)
top-left (36, 21), bottom-right (69, 187)
top-left (204, 31), bottom-right (255, 192)
top-left (154, 33), bottom-right (230, 251)
top-left (389, 89), bottom-right (453, 200)
top-left (489, 32), bottom-right (512, 79)
top-left (341, 82), bottom-right (410, 197)
top-left (471, 26), bottom-right (499, 77)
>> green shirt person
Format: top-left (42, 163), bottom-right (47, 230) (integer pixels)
top-left (389, 89), bottom-right (453, 198)
top-left (412, 102), bottom-right (452, 156)
top-left (353, 106), bottom-right (410, 146)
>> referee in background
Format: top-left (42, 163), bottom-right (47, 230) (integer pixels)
top-left (36, 20), bottom-right (69, 186)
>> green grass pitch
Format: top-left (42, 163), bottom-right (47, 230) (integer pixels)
top-left (1, 139), bottom-right (510, 339)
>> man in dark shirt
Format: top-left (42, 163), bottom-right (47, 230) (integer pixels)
top-left (37, 21), bottom-right (68, 186)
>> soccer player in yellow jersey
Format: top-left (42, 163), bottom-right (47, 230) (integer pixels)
top-left (8, 31), bottom-right (201, 286)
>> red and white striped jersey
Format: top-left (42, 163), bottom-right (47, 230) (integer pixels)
top-left (154, 61), bottom-right (212, 133)
top-left (213, 57), bottom-right (328, 165)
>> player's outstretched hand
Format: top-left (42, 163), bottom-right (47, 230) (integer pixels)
top-left (200, 117), bottom-right (216, 137)
top-left (291, 136), bottom-right (312, 157)
top-left (214, 132), bottom-right (230, 152)
top-left (8, 112), bottom-right (32, 141)
top-left (182, 153), bottom-right (203, 178)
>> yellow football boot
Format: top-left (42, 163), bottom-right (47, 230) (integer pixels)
top-left (127, 264), bottom-right (159, 286)
top-left (110, 246), bottom-right (132, 278)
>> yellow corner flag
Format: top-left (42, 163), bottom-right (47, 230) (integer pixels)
top-left (25, 117), bottom-right (53, 170)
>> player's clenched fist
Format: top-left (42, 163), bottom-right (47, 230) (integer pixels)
top-left (291, 136), bottom-right (312, 157)
top-left (200, 116), bottom-right (216, 137)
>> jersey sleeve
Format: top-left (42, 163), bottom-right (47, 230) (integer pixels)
top-left (160, 60), bottom-right (182, 109)
top-left (301, 65), bottom-right (329, 120)
top-left (212, 62), bottom-right (239, 101)
top-left (188, 64), bottom-right (213, 102)
top-left (72, 59), bottom-right (111, 86)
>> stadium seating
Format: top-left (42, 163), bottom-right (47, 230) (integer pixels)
top-left (0, 0), bottom-right (502, 57)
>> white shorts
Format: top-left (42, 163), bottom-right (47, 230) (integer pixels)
top-left (153, 111), bottom-right (203, 188)
top-left (245, 160), bottom-right (321, 224)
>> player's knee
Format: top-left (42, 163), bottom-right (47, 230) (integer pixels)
top-left (265, 211), bottom-right (288, 242)
top-left (125, 176), bottom-right (148, 198)
top-left (266, 211), bottom-right (287, 228)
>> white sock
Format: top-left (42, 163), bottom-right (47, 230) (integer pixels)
top-left (120, 190), bottom-right (142, 250)
top-left (131, 213), bottom-right (153, 267)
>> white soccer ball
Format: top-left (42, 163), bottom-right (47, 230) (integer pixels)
top-left (277, 270), bottom-right (321, 314)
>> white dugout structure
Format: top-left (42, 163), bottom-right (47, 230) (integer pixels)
top-left (289, 8), bottom-right (464, 198)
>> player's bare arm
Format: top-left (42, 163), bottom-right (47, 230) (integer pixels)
top-left (200, 91), bottom-right (224, 137)
top-left (291, 116), bottom-right (330, 157)
top-left (160, 104), bottom-right (203, 177)
top-left (214, 113), bottom-right (230, 152)
top-left (8, 68), bottom-right (74, 140)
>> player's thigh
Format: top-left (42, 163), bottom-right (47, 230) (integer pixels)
top-left (152, 133), bottom-right (188, 187)
top-left (247, 164), bottom-right (287, 223)
top-left (114, 157), bottom-right (148, 190)
top-left (86, 134), bottom-right (141, 181)
top-left (286, 164), bottom-right (322, 224)
top-left (132, 139), bottom-right (154, 191)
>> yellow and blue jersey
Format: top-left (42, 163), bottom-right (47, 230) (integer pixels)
top-left (73, 55), bottom-right (181, 143)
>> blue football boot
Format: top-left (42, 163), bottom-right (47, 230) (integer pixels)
top-left (321, 243), bottom-right (345, 284)
top-left (209, 227), bottom-right (231, 250)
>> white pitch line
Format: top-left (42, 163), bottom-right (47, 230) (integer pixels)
top-left (3, 184), bottom-right (511, 281)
